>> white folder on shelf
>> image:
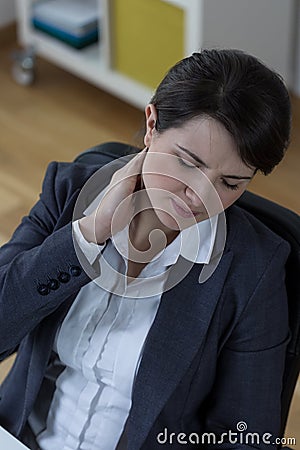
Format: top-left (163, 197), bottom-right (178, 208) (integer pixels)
top-left (0, 426), bottom-right (30, 450)
top-left (33, 0), bottom-right (100, 33)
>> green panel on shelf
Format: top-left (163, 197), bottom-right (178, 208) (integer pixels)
top-left (112, 0), bottom-right (184, 89)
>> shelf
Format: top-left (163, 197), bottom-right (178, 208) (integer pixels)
top-left (28, 29), bottom-right (104, 71)
top-left (22, 24), bottom-right (152, 108)
top-left (15, 0), bottom-right (293, 109)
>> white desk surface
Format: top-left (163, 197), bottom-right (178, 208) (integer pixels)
top-left (0, 426), bottom-right (30, 449)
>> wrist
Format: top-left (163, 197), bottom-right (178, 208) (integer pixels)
top-left (78, 216), bottom-right (109, 245)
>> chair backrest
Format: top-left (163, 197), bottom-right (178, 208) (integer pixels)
top-left (236, 191), bottom-right (300, 437)
top-left (74, 141), bottom-right (300, 437)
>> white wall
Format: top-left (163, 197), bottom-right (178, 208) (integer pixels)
top-left (0, 0), bottom-right (16, 28)
top-left (291, 0), bottom-right (300, 96)
top-left (202, 0), bottom-right (296, 87)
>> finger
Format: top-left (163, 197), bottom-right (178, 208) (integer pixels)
top-left (112, 148), bottom-right (148, 183)
top-left (127, 147), bottom-right (148, 167)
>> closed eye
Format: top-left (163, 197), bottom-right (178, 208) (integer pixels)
top-left (222, 179), bottom-right (239, 191)
top-left (178, 155), bottom-right (241, 190)
top-left (177, 156), bottom-right (197, 169)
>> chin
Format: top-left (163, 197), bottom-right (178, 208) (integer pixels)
top-left (155, 209), bottom-right (205, 232)
top-left (154, 209), bottom-right (182, 231)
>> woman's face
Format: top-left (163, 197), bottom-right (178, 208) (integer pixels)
top-left (142, 104), bottom-right (255, 231)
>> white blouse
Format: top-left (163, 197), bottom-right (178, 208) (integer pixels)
top-left (37, 216), bottom-right (218, 450)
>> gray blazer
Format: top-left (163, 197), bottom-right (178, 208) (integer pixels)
top-left (0, 159), bottom-right (290, 449)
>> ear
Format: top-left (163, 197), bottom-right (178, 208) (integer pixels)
top-left (144, 104), bottom-right (158, 147)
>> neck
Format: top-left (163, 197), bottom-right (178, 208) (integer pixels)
top-left (129, 190), bottom-right (179, 255)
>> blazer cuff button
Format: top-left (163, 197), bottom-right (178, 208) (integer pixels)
top-left (48, 278), bottom-right (60, 290)
top-left (70, 265), bottom-right (82, 277)
top-left (58, 271), bottom-right (71, 283)
top-left (37, 284), bottom-right (50, 296)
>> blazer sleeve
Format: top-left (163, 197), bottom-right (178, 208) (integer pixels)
top-left (204, 239), bottom-right (290, 449)
top-left (0, 162), bottom-right (91, 360)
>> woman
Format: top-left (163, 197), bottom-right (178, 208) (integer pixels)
top-left (0, 49), bottom-right (291, 449)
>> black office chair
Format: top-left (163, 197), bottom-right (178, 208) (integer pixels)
top-left (74, 141), bottom-right (300, 441)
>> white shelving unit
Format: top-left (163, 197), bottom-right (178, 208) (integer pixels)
top-left (15, 0), bottom-right (294, 110)
top-left (15, 0), bottom-right (202, 109)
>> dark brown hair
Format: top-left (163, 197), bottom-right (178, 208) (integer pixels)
top-left (150, 49), bottom-right (291, 175)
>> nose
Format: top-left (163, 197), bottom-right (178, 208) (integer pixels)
top-left (185, 185), bottom-right (204, 208)
top-left (185, 176), bottom-right (223, 217)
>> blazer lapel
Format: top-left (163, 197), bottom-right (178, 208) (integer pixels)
top-left (126, 249), bottom-right (233, 449)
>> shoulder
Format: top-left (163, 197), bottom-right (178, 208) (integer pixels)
top-left (40, 158), bottom-right (129, 223)
top-left (44, 154), bottom-right (129, 196)
top-left (44, 161), bottom-right (101, 192)
top-left (225, 203), bottom-right (290, 274)
top-left (219, 205), bottom-right (290, 352)
top-left (40, 160), bottom-right (111, 208)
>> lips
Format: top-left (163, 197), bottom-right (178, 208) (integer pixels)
top-left (170, 198), bottom-right (201, 218)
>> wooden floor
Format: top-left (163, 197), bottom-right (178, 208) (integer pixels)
top-left (0, 30), bottom-right (299, 447)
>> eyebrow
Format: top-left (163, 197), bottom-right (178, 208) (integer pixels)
top-left (176, 145), bottom-right (254, 180)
